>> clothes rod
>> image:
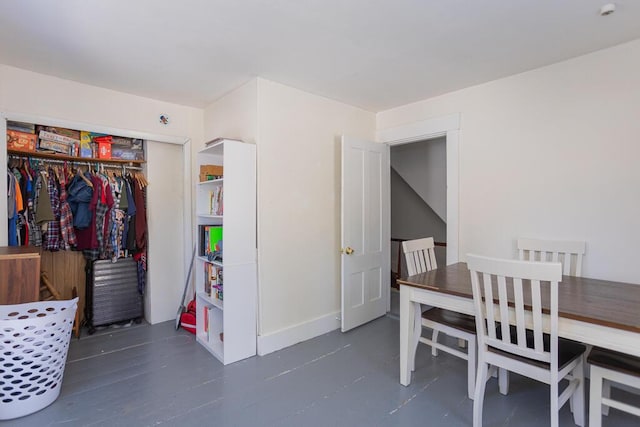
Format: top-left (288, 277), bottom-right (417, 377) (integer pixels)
top-left (7, 154), bottom-right (144, 171)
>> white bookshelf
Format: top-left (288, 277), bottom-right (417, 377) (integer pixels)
top-left (195, 139), bottom-right (256, 365)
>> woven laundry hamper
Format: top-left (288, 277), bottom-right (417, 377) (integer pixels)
top-left (0, 297), bottom-right (78, 420)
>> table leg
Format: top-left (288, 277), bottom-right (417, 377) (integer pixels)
top-left (409, 301), bottom-right (421, 372)
top-left (400, 285), bottom-right (413, 386)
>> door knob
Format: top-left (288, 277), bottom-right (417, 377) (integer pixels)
top-left (341, 247), bottom-right (355, 255)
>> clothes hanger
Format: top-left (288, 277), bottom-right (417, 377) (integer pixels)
top-left (49, 164), bottom-right (59, 181)
top-left (77, 163), bottom-right (94, 188)
top-left (134, 171), bottom-right (148, 188)
top-left (22, 158), bottom-right (32, 180)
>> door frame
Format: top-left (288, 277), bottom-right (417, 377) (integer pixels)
top-left (376, 113), bottom-right (460, 265)
top-left (0, 111), bottom-right (193, 322)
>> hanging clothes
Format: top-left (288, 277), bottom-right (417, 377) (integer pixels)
top-left (125, 176), bottom-right (137, 252)
top-left (58, 170), bottom-right (77, 250)
top-left (99, 174), bottom-right (114, 260)
top-left (7, 171), bottom-right (18, 246)
top-left (133, 177), bottom-right (147, 252)
top-left (34, 171), bottom-right (54, 226)
top-left (67, 172), bottom-right (93, 229)
top-left (42, 170), bottom-right (61, 251)
top-left (7, 154), bottom-right (147, 267)
top-left (130, 176), bottom-right (148, 294)
top-left (110, 178), bottom-right (125, 261)
top-left (118, 176), bottom-right (131, 250)
top-left (79, 174), bottom-right (101, 259)
top-left (26, 168), bottom-right (41, 247)
top-left (15, 167), bottom-right (29, 246)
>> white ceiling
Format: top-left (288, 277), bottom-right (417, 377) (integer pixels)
top-left (1, 1), bottom-right (639, 112)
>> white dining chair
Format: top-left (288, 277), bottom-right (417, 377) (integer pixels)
top-left (467, 254), bottom-right (586, 427)
top-left (517, 238), bottom-right (586, 277)
top-left (588, 347), bottom-right (640, 427)
top-left (403, 237), bottom-right (477, 399)
top-left (517, 237), bottom-right (592, 359)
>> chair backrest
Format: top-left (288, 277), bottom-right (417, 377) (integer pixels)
top-left (402, 237), bottom-right (437, 276)
top-left (517, 238), bottom-right (585, 277)
top-left (467, 254), bottom-right (562, 368)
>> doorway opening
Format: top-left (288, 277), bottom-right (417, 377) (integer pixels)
top-left (390, 136), bottom-right (447, 290)
top-left (339, 113), bottom-right (459, 328)
top-left (377, 113), bottom-right (460, 317)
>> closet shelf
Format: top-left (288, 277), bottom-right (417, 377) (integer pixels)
top-left (197, 291), bottom-right (224, 310)
top-left (197, 214), bottom-right (223, 219)
top-left (197, 256), bottom-right (223, 267)
top-left (197, 178), bottom-right (223, 186)
top-left (8, 149), bottom-right (145, 165)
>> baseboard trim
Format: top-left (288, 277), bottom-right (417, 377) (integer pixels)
top-left (257, 311), bottom-right (341, 356)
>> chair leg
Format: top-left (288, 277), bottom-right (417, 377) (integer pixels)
top-left (550, 380), bottom-right (559, 427)
top-left (498, 368), bottom-right (509, 395)
top-left (431, 329), bottom-right (439, 357)
top-left (602, 379), bottom-right (611, 416)
top-left (409, 302), bottom-right (421, 372)
top-left (467, 337), bottom-right (476, 400)
top-left (589, 366), bottom-right (604, 427)
top-left (473, 358), bottom-right (489, 427)
top-left (571, 358), bottom-right (585, 427)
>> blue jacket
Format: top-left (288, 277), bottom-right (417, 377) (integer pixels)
top-left (67, 174), bottom-right (93, 229)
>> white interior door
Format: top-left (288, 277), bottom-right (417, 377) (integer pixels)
top-left (341, 136), bottom-right (390, 332)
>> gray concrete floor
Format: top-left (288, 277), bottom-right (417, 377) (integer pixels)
top-left (3, 314), bottom-right (639, 426)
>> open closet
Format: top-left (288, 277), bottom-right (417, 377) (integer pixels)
top-left (7, 155), bottom-right (147, 333)
top-left (0, 115), bottom-right (191, 338)
top-left (4, 119), bottom-right (150, 333)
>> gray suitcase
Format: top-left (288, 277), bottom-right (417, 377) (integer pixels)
top-left (86, 257), bottom-right (143, 333)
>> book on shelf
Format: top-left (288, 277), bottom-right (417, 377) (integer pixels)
top-left (35, 125), bottom-right (80, 140)
top-left (208, 186), bottom-right (223, 216)
top-left (38, 138), bottom-right (77, 156)
top-left (204, 263), bottom-right (211, 295)
top-left (204, 263), bottom-right (223, 297)
top-left (204, 307), bottom-right (209, 335)
top-left (38, 130), bottom-right (80, 146)
top-left (215, 268), bottom-right (223, 301)
top-left (199, 225), bottom-right (223, 260)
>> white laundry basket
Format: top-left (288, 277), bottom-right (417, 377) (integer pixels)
top-left (0, 297), bottom-right (78, 420)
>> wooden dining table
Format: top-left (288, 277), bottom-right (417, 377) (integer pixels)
top-left (397, 262), bottom-right (640, 386)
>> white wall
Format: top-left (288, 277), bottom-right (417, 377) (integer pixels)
top-left (0, 65), bottom-right (199, 139)
top-left (391, 137), bottom-right (447, 221)
top-left (201, 78), bottom-right (376, 354)
top-left (0, 64), bottom-right (204, 323)
top-left (377, 39), bottom-right (640, 284)
top-left (256, 79), bottom-right (375, 351)
top-left (203, 79), bottom-right (258, 145)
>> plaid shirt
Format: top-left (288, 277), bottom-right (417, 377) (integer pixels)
top-left (58, 174), bottom-right (77, 250)
top-left (28, 174), bottom-right (43, 246)
top-left (95, 176), bottom-right (112, 259)
top-left (43, 172), bottom-right (61, 251)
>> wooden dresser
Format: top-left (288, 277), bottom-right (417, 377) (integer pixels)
top-left (0, 247), bottom-right (41, 304)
